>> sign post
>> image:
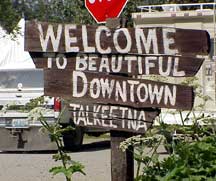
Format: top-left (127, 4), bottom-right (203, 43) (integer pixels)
top-left (25, 19), bottom-right (210, 181)
top-left (107, 19), bottom-right (133, 181)
top-left (111, 131), bottom-right (134, 181)
top-left (106, 19), bottom-right (134, 181)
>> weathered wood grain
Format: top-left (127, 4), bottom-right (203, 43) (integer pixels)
top-left (31, 53), bottom-right (204, 77)
top-left (69, 103), bottom-right (160, 120)
top-left (74, 118), bottom-right (152, 134)
top-left (111, 131), bottom-right (134, 181)
top-left (68, 103), bottom-right (160, 133)
top-left (25, 21), bottom-right (210, 56)
top-left (44, 70), bottom-right (194, 110)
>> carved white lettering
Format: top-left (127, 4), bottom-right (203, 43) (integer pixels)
top-left (163, 28), bottom-right (179, 55)
top-left (135, 28), bottom-right (159, 54)
top-left (95, 26), bottom-right (111, 54)
top-left (38, 23), bottom-right (62, 52)
top-left (72, 71), bottom-right (87, 97)
top-left (113, 28), bottom-right (132, 53)
top-left (65, 24), bottom-right (79, 52)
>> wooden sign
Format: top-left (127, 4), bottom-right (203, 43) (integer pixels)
top-left (31, 53), bottom-right (204, 77)
top-left (25, 19), bottom-right (210, 181)
top-left (69, 103), bottom-right (160, 133)
top-left (25, 21), bottom-right (210, 56)
top-left (44, 70), bottom-right (194, 110)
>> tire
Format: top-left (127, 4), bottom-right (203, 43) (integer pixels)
top-left (62, 126), bottom-right (84, 151)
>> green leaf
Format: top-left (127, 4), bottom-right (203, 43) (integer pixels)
top-left (68, 163), bottom-right (86, 175)
top-left (49, 166), bottom-right (67, 176)
top-left (49, 163), bottom-right (85, 178)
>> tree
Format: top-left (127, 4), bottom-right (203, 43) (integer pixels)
top-left (14, 0), bottom-right (144, 25)
top-left (1, 0), bottom-right (144, 33)
top-left (0, 0), bottom-right (214, 34)
top-left (0, 0), bottom-right (20, 33)
top-left (14, 0), bottom-right (95, 24)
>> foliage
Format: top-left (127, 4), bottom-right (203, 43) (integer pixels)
top-left (1, 96), bottom-right (86, 181)
top-left (0, 0), bottom-right (20, 34)
top-left (120, 76), bottom-right (216, 180)
top-left (3, 96), bottom-right (47, 112)
top-left (0, 0), bottom-right (214, 34)
top-left (0, 0), bottom-right (148, 34)
top-left (130, 0), bottom-right (214, 6)
top-left (120, 123), bottom-right (216, 180)
top-left (28, 102), bottom-right (85, 181)
top-left (13, 0), bottom-right (95, 25)
top-left (167, 0), bottom-right (213, 4)
top-left (16, 0), bottom-right (144, 26)
top-left (121, 0), bottom-right (143, 27)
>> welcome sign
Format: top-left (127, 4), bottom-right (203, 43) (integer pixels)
top-left (25, 20), bottom-right (210, 133)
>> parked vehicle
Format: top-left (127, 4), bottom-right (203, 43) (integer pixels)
top-left (0, 68), bottom-right (105, 151)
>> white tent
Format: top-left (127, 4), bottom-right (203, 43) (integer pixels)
top-left (0, 19), bottom-right (35, 69)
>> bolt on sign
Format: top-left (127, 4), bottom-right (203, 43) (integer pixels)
top-left (25, 20), bottom-right (211, 133)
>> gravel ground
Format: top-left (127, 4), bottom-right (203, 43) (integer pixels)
top-left (0, 137), bottom-right (111, 181)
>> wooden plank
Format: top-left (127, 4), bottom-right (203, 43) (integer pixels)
top-left (110, 131), bottom-right (134, 181)
top-left (69, 103), bottom-right (160, 120)
top-left (107, 18), bottom-right (134, 181)
top-left (44, 70), bottom-right (194, 110)
top-left (25, 21), bottom-right (210, 56)
top-left (68, 103), bottom-right (160, 133)
top-left (31, 53), bottom-right (204, 77)
top-left (74, 118), bottom-right (152, 134)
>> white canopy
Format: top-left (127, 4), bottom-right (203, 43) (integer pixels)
top-left (0, 19), bottom-right (35, 69)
